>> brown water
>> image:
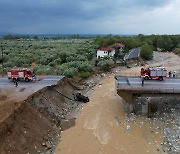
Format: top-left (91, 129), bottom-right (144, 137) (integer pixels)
top-left (56, 76), bottom-right (164, 154)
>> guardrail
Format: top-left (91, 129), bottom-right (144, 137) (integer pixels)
top-left (117, 72), bottom-right (140, 77)
top-left (116, 84), bottom-right (180, 93)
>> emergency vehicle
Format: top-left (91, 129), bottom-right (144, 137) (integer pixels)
top-left (141, 67), bottom-right (167, 81)
top-left (7, 68), bottom-right (36, 82)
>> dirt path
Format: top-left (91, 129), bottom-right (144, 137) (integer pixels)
top-left (56, 51), bottom-right (180, 154)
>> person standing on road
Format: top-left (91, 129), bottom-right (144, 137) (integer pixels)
top-left (13, 79), bottom-right (18, 87)
top-left (15, 79), bottom-right (18, 87)
top-left (142, 78), bottom-right (144, 87)
top-left (168, 71), bottom-right (171, 78)
top-left (173, 71), bottom-right (176, 78)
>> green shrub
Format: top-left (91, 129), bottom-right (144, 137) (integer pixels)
top-left (54, 58), bottom-right (62, 65)
top-left (78, 62), bottom-right (94, 72)
top-left (97, 59), bottom-right (114, 71)
top-left (57, 64), bottom-right (69, 75)
top-left (0, 65), bottom-right (2, 73)
top-left (63, 67), bottom-right (78, 78)
top-left (35, 65), bottom-right (52, 75)
top-left (103, 56), bottom-right (112, 60)
top-left (57, 61), bottom-right (94, 78)
top-left (79, 71), bottom-right (91, 78)
top-left (3, 61), bottom-right (13, 68)
top-left (174, 48), bottom-right (180, 54)
top-left (140, 43), bottom-right (153, 60)
top-left (60, 51), bottom-right (67, 63)
top-left (57, 62), bottom-right (79, 74)
top-left (66, 54), bottom-right (86, 62)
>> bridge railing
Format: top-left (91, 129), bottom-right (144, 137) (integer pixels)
top-left (116, 72), bottom-right (140, 77)
top-left (116, 84), bottom-right (180, 93)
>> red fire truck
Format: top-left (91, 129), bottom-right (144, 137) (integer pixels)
top-left (7, 68), bottom-right (36, 82)
top-left (141, 67), bottom-right (167, 81)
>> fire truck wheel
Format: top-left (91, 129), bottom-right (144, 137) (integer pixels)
top-left (144, 76), bottom-right (149, 80)
top-left (25, 78), bottom-right (30, 82)
top-left (12, 78), bottom-right (16, 82)
top-left (159, 76), bottom-right (163, 81)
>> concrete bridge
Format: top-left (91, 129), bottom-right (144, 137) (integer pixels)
top-left (115, 76), bottom-right (180, 113)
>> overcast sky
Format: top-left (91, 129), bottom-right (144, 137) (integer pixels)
top-left (0, 0), bottom-right (180, 35)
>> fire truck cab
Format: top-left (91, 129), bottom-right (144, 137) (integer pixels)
top-left (7, 68), bottom-right (36, 82)
top-left (141, 67), bottom-right (167, 81)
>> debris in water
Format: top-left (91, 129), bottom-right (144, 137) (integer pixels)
top-left (115, 117), bottom-right (120, 125)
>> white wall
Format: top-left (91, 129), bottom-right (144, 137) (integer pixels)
top-left (97, 50), bottom-right (108, 58)
top-left (109, 50), bottom-right (115, 56)
top-left (96, 50), bottom-right (115, 58)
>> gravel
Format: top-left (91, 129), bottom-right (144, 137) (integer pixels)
top-left (154, 98), bottom-right (180, 153)
top-left (123, 97), bottom-right (180, 153)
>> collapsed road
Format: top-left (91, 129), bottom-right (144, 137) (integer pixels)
top-left (0, 76), bottom-right (88, 154)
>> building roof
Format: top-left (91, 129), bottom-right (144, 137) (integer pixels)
top-left (127, 47), bottom-right (141, 59)
top-left (114, 43), bottom-right (125, 48)
top-left (98, 47), bottom-right (115, 52)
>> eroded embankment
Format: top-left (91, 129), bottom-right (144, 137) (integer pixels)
top-left (0, 77), bottom-right (80, 154)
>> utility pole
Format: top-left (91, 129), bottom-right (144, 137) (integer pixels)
top-left (0, 44), bottom-right (4, 72)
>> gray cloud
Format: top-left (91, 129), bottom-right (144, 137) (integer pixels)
top-left (0, 0), bottom-right (172, 19)
top-left (0, 0), bottom-right (175, 34)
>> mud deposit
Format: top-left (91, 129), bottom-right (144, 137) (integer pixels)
top-left (123, 96), bottom-right (180, 153)
top-left (150, 98), bottom-right (180, 153)
top-left (0, 77), bottom-right (81, 154)
top-left (56, 76), bottom-right (164, 154)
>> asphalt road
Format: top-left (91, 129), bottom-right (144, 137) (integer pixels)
top-left (0, 75), bottom-right (64, 87)
top-left (116, 77), bottom-right (180, 90)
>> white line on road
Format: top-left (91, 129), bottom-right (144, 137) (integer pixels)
top-left (118, 81), bottom-right (180, 85)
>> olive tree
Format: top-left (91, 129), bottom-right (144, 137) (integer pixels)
top-left (140, 43), bottom-right (153, 60)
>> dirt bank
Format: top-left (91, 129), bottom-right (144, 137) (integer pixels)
top-left (0, 77), bottom-right (81, 154)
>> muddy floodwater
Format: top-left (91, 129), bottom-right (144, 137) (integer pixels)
top-left (56, 75), bottom-right (180, 154)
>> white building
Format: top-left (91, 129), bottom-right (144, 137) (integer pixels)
top-left (96, 47), bottom-right (115, 58)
